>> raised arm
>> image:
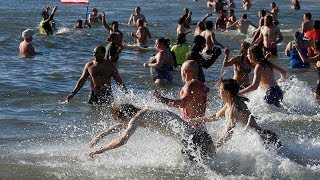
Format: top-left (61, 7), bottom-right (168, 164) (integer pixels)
top-left (101, 12), bottom-right (112, 31)
top-left (89, 123), bottom-right (123, 148)
top-left (272, 63), bottom-right (286, 82)
top-left (223, 48), bottom-right (238, 67)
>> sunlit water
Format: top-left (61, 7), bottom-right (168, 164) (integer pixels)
top-left (1, 0), bottom-right (320, 179)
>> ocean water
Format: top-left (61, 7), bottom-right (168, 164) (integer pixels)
top-left (1, 0), bottom-right (320, 179)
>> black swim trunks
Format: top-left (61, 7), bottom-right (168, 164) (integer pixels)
top-left (264, 86), bottom-right (283, 107)
top-left (181, 130), bottom-right (215, 161)
top-left (88, 89), bottom-right (113, 105)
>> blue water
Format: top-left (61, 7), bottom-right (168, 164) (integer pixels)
top-left (1, 0), bottom-right (320, 179)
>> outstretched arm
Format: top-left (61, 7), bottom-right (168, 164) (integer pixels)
top-left (89, 123), bottom-right (123, 148)
top-left (216, 106), bottom-right (236, 148)
top-left (240, 65), bottom-right (261, 95)
top-left (67, 63), bottom-right (90, 102)
top-left (89, 110), bottom-right (144, 158)
top-left (101, 12), bottom-right (112, 31)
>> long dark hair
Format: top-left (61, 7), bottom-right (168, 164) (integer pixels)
top-left (221, 79), bottom-right (249, 108)
top-left (109, 104), bottom-right (141, 121)
top-left (248, 45), bottom-right (272, 69)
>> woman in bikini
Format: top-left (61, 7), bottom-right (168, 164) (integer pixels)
top-left (223, 42), bottom-right (252, 89)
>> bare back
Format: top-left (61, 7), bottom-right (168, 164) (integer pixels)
top-left (179, 79), bottom-right (207, 122)
top-left (254, 64), bottom-right (278, 90)
top-left (136, 26), bottom-right (150, 45)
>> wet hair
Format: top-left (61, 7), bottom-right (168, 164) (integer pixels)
top-left (109, 104), bottom-right (141, 121)
top-left (294, 31), bottom-right (303, 42)
top-left (259, 9), bottom-right (266, 17)
top-left (221, 79), bottom-right (249, 102)
top-left (242, 14), bottom-right (248, 19)
top-left (112, 21), bottom-right (118, 26)
top-left (193, 35), bottom-right (206, 47)
top-left (156, 37), bottom-right (169, 46)
top-left (92, 8), bottom-right (98, 12)
top-left (96, 46), bottom-right (106, 54)
top-left (313, 40), bottom-right (320, 51)
top-left (205, 20), bottom-right (214, 30)
top-left (304, 12), bottom-right (312, 20)
top-left (264, 15), bottom-right (273, 26)
top-left (314, 20), bottom-right (320, 29)
top-left (239, 41), bottom-right (250, 57)
top-left (164, 38), bottom-right (171, 48)
top-left (178, 17), bottom-right (186, 25)
top-left (248, 44), bottom-right (272, 69)
top-left (137, 19), bottom-right (144, 26)
top-left (229, 9), bottom-right (234, 14)
top-left (41, 11), bottom-right (48, 16)
top-left (177, 34), bottom-right (186, 44)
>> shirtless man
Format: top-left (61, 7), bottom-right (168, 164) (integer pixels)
top-left (226, 9), bottom-right (237, 30)
top-left (301, 12), bottom-right (313, 34)
top-left (227, 13), bottom-right (258, 34)
top-left (128, 7), bottom-right (147, 26)
top-left (213, 0), bottom-right (227, 13)
top-left (19, 29), bottom-right (35, 57)
top-left (253, 15), bottom-right (283, 57)
top-left (131, 19), bottom-right (151, 48)
top-left (242, 0), bottom-right (251, 11)
top-left (201, 20), bottom-right (224, 53)
top-left (89, 8), bottom-right (102, 23)
top-left (101, 12), bottom-right (123, 48)
top-left (269, 2), bottom-right (279, 25)
top-left (153, 60), bottom-right (208, 129)
top-left (88, 104), bottom-right (215, 161)
top-left (67, 46), bottom-right (127, 105)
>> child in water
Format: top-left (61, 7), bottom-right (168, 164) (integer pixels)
top-left (189, 78), bottom-right (282, 149)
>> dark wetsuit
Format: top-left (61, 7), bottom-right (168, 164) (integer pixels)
top-left (185, 46), bottom-right (222, 82)
top-left (264, 86), bottom-right (283, 107)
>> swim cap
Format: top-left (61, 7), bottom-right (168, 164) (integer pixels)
top-left (22, 29), bottom-right (34, 39)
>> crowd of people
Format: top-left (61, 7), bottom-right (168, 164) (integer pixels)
top-left (18, 0), bottom-right (319, 162)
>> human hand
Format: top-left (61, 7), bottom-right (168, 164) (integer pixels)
top-left (101, 12), bottom-right (105, 18)
top-left (88, 148), bottom-right (98, 158)
top-left (224, 47), bottom-right (230, 56)
top-left (277, 77), bottom-right (286, 83)
top-left (265, 52), bottom-right (272, 59)
top-left (207, 13), bottom-right (212, 17)
top-left (66, 94), bottom-right (74, 103)
top-left (52, 6), bottom-right (58, 13)
top-left (143, 63), bottom-right (149, 67)
top-left (153, 90), bottom-right (162, 99)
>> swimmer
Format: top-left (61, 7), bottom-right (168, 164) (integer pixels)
top-left (88, 103), bottom-right (215, 161)
top-left (240, 45), bottom-right (286, 107)
top-left (39, 6), bottom-right (58, 35)
top-left (131, 19), bottom-right (151, 48)
top-left (66, 46), bottom-right (127, 105)
top-left (153, 60), bottom-right (208, 129)
top-left (189, 79), bottom-right (282, 149)
top-left (19, 29), bottom-right (35, 57)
